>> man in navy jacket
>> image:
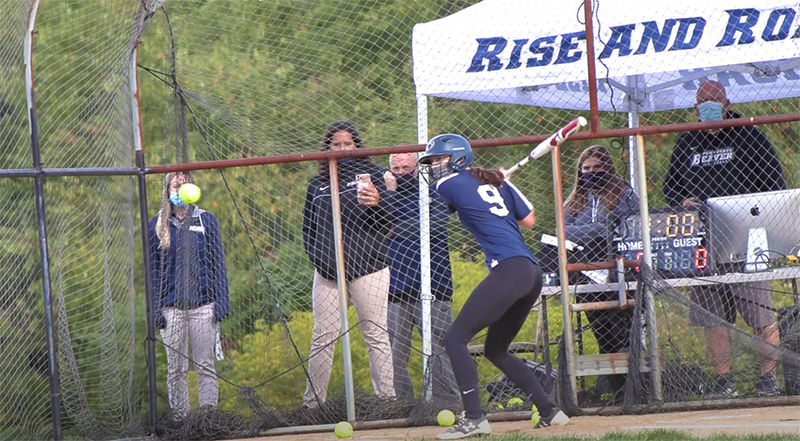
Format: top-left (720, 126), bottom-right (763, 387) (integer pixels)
top-left (384, 153), bottom-right (458, 403)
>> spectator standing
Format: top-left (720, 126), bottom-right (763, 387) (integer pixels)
top-left (301, 120), bottom-right (395, 408)
top-left (383, 152), bottom-right (459, 404)
top-left (149, 171), bottom-right (230, 418)
top-left (663, 80), bottom-right (785, 398)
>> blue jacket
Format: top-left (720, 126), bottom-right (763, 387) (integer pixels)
top-left (385, 181), bottom-right (453, 303)
top-left (148, 207), bottom-right (230, 327)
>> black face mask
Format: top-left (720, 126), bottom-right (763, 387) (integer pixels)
top-left (394, 173), bottom-right (418, 192)
top-left (580, 171), bottom-right (609, 190)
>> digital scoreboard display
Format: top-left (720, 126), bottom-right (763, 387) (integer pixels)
top-left (612, 207), bottom-right (709, 276)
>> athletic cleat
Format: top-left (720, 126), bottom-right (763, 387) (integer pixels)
top-left (533, 407), bottom-right (569, 429)
top-left (702, 376), bottom-right (739, 399)
top-left (436, 412), bottom-right (492, 439)
top-left (755, 374), bottom-right (780, 397)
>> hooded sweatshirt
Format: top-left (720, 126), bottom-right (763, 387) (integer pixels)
top-left (663, 111), bottom-right (786, 207)
top-left (385, 174), bottom-right (453, 303)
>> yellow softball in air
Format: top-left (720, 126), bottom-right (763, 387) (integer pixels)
top-left (178, 183), bottom-right (202, 204)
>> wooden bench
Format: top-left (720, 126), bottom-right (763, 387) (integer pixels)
top-left (574, 352), bottom-right (650, 377)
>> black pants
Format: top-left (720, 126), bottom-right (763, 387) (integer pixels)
top-left (445, 257), bottom-right (555, 419)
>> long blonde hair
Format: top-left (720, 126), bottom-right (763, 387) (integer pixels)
top-left (155, 171), bottom-right (193, 249)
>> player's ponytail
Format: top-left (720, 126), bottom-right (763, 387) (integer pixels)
top-left (470, 167), bottom-right (505, 187)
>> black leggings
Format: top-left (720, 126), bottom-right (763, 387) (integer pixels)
top-left (445, 257), bottom-right (554, 419)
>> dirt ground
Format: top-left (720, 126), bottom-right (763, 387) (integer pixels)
top-left (249, 405), bottom-right (800, 441)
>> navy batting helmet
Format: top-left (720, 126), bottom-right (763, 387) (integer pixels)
top-left (419, 133), bottom-right (473, 175)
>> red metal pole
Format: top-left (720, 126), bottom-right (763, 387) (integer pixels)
top-left (146, 113), bottom-right (800, 174)
top-left (583, 0), bottom-right (600, 132)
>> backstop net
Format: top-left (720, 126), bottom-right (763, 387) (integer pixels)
top-left (1, 0), bottom-right (799, 440)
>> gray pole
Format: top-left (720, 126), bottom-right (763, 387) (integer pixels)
top-left (25, 1), bottom-right (62, 439)
top-left (626, 76), bottom-right (640, 189)
top-left (328, 159), bottom-right (356, 421)
top-left (129, 44), bottom-right (158, 433)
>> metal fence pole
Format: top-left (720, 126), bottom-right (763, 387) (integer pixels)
top-left (129, 43), bottom-right (158, 433)
top-left (551, 144), bottom-right (578, 403)
top-left (328, 159), bottom-right (356, 421)
top-left (633, 134), bottom-right (663, 402)
top-left (25, 0), bottom-right (62, 438)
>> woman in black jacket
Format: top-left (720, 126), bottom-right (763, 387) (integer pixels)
top-left (301, 121), bottom-right (395, 408)
top-left (563, 145), bottom-right (638, 400)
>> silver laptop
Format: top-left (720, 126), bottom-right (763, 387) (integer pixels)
top-left (706, 188), bottom-right (800, 267)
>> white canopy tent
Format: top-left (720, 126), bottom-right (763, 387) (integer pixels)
top-left (413, 0), bottom-right (800, 184)
top-left (413, 0), bottom-right (800, 112)
top-left (410, 0), bottom-right (800, 401)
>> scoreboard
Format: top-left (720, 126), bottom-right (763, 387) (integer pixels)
top-left (612, 207), bottom-right (710, 276)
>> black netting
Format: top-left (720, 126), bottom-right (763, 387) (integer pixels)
top-left (3, 1), bottom-right (800, 439)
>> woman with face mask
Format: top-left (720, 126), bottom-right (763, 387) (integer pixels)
top-left (563, 145), bottom-right (638, 402)
top-left (148, 171), bottom-right (230, 419)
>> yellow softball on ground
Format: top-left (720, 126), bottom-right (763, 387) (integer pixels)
top-left (507, 397), bottom-right (524, 408)
top-left (437, 409), bottom-right (455, 427)
top-left (531, 404), bottom-right (540, 426)
top-left (334, 421), bottom-right (353, 438)
top-left (178, 183), bottom-right (202, 204)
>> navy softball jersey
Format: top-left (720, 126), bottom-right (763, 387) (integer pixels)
top-left (435, 170), bottom-right (537, 269)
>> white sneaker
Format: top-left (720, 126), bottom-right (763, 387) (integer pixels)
top-left (437, 412), bottom-right (492, 439)
top-left (533, 408), bottom-right (569, 428)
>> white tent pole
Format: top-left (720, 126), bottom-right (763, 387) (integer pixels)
top-left (627, 76), bottom-right (664, 401)
top-left (416, 94), bottom-right (434, 401)
top-left (626, 76), bottom-right (641, 188)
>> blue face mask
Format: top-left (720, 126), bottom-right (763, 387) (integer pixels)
top-left (697, 101), bottom-right (723, 122)
top-left (169, 191), bottom-right (188, 207)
